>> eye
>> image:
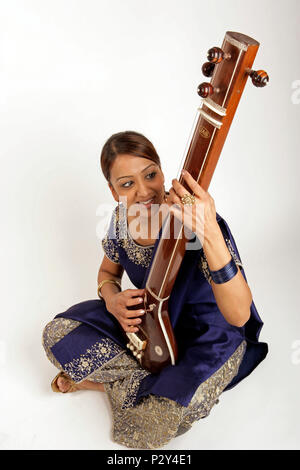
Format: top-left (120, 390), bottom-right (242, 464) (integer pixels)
top-left (122, 181), bottom-right (132, 188)
top-left (121, 172), bottom-right (157, 188)
top-left (146, 171), bottom-right (157, 179)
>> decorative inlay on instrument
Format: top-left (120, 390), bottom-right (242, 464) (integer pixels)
top-left (125, 31), bottom-right (269, 373)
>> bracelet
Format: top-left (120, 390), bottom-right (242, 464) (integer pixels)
top-left (97, 279), bottom-right (122, 299)
top-left (209, 257), bottom-right (238, 284)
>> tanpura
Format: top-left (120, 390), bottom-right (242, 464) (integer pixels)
top-left (125, 31), bottom-right (269, 373)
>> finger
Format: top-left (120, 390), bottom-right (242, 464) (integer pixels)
top-left (181, 170), bottom-right (207, 199)
top-left (125, 288), bottom-right (146, 298)
top-left (171, 179), bottom-right (191, 200)
top-left (119, 308), bottom-right (130, 320)
top-left (124, 324), bottom-right (139, 333)
top-left (125, 316), bottom-right (143, 326)
top-left (126, 296), bottom-right (144, 307)
top-left (125, 308), bottom-right (145, 317)
top-left (169, 204), bottom-right (194, 231)
top-left (130, 288), bottom-right (146, 294)
top-left (169, 203), bottom-right (183, 220)
top-left (172, 179), bottom-right (202, 206)
top-left (120, 305), bottom-right (145, 318)
top-left (164, 192), bottom-right (173, 207)
top-left (168, 187), bottom-right (182, 206)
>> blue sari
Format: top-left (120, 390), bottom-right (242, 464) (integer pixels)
top-left (50, 203), bottom-right (268, 409)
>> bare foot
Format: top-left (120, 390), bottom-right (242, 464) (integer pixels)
top-left (57, 376), bottom-right (105, 393)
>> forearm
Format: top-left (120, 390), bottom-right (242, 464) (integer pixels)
top-left (201, 224), bottom-right (252, 327)
top-left (97, 269), bottom-right (122, 305)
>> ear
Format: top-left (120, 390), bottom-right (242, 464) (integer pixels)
top-left (108, 182), bottom-right (119, 203)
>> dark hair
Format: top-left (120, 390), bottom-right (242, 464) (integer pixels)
top-left (100, 131), bottom-right (161, 183)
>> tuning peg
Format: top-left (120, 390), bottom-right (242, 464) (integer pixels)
top-left (207, 47), bottom-right (231, 64)
top-left (197, 82), bottom-right (220, 98)
top-left (202, 62), bottom-right (215, 77)
top-left (246, 69), bottom-right (269, 87)
top-left (201, 47), bottom-right (231, 80)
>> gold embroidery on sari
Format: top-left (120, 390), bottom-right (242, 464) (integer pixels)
top-left (42, 318), bottom-right (81, 370)
top-left (225, 238), bottom-right (243, 268)
top-left (101, 234), bottom-right (120, 263)
top-left (180, 339), bottom-right (247, 428)
top-left (198, 237), bottom-right (243, 284)
top-left (42, 314), bottom-right (247, 449)
top-left (62, 338), bottom-right (124, 383)
top-left (198, 251), bottom-right (212, 284)
top-left (101, 204), bottom-right (154, 268)
top-left (104, 340), bottom-right (247, 449)
top-left (42, 318), bottom-right (150, 408)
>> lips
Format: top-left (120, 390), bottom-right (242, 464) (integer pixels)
top-left (138, 197), bottom-right (154, 204)
top-left (139, 197), bottom-right (154, 209)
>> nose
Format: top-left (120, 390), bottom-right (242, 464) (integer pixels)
top-left (136, 179), bottom-right (151, 199)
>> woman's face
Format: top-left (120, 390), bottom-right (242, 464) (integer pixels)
top-left (108, 154), bottom-right (165, 216)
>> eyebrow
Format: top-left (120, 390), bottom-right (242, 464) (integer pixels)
top-left (116, 163), bottom-right (156, 182)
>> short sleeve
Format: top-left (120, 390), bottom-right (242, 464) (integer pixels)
top-left (101, 207), bottom-right (120, 264)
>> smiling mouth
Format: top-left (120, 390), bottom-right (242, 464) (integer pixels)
top-left (138, 198), bottom-right (154, 204)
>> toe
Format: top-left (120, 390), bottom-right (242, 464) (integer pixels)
top-left (57, 376), bottom-right (70, 393)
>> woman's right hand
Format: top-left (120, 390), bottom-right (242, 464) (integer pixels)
top-left (105, 288), bottom-right (146, 333)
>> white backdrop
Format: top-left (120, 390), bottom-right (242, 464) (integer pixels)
top-left (1, 0), bottom-right (299, 450)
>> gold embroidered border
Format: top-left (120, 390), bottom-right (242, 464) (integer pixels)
top-left (62, 337), bottom-right (124, 383)
top-left (102, 204), bottom-right (154, 268)
top-left (198, 238), bottom-right (243, 284)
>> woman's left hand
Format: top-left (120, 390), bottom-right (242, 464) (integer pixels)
top-left (166, 170), bottom-right (220, 246)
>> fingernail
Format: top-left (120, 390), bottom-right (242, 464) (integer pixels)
top-left (181, 170), bottom-right (186, 175)
top-left (140, 310), bottom-right (145, 314)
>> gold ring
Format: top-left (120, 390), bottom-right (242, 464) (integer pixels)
top-left (181, 194), bottom-right (195, 205)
